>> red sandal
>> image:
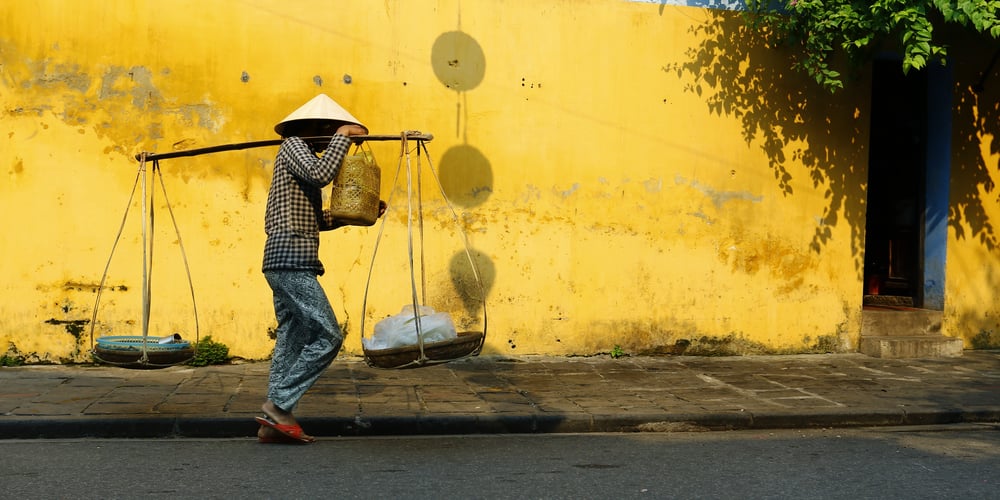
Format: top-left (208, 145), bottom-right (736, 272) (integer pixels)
top-left (255, 416), bottom-right (316, 443)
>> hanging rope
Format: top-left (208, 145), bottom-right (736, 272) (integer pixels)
top-left (153, 159), bottom-right (202, 351)
top-left (360, 132), bottom-right (488, 368)
top-left (359, 133), bottom-right (429, 365)
top-left (89, 155), bottom-right (145, 353)
top-left (90, 155), bottom-right (200, 368)
top-left (404, 131), bottom-right (428, 365)
top-left (417, 139), bottom-right (489, 340)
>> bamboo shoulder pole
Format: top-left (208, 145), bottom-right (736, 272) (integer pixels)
top-left (134, 133), bottom-right (433, 162)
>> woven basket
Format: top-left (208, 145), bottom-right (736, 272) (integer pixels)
top-left (364, 331), bottom-right (485, 369)
top-left (328, 154), bottom-right (381, 226)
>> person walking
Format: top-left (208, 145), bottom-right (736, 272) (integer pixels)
top-left (255, 94), bottom-right (381, 444)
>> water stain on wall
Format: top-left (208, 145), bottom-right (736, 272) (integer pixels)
top-left (675, 175), bottom-right (764, 208)
top-left (717, 228), bottom-right (813, 294)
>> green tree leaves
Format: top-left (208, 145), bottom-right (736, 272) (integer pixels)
top-left (746, 0), bottom-right (1000, 91)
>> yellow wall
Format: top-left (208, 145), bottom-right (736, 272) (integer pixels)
top-left (944, 33), bottom-right (1000, 349)
top-left (0, 0), bottom-right (875, 362)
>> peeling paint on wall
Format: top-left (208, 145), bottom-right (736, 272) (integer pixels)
top-left (558, 183), bottom-right (581, 198)
top-left (675, 175), bottom-right (763, 208)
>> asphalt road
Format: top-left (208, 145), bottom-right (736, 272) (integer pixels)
top-left (2, 425), bottom-right (998, 499)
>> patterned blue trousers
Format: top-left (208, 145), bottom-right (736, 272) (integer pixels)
top-left (263, 270), bottom-right (343, 412)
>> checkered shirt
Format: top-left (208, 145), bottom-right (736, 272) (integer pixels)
top-left (262, 134), bottom-right (352, 275)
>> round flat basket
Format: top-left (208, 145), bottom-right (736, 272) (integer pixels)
top-left (93, 336), bottom-right (194, 368)
top-left (364, 331), bottom-right (485, 369)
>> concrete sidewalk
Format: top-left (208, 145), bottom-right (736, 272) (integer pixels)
top-left (1, 351), bottom-right (999, 439)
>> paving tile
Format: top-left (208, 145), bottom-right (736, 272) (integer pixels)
top-left (11, 404), bottom-right (80, 416)
top-left (83, 402), bottom-right (158, 414)
top-left (422, 401), bottom-right (489, 413)
top-left (358, 402), bottom-right (423, 414)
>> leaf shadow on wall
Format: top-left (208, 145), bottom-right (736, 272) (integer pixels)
top-left (950, 35), bottom-right (1000, 251)
top-left (664, 11), bottom-right (869, 272)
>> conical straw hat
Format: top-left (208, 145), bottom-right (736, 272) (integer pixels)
top-left (274, 94), bottom-right (366, 136)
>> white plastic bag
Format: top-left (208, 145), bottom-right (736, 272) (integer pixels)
top-left (364, 305), bottom-right (458, 350)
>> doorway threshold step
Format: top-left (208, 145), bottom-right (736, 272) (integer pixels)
top-left (859, 335), bottom-right (964, 359)
top-left (863, 295), bottom-right (914, 307)
top-left (861, 308), bottom-right (943, 336)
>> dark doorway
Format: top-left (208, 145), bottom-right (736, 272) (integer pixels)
top-left (863, 60), bottom-right (928, 307)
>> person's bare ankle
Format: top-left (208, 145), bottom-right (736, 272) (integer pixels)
top-left (262, 400), bottom-right (298, 426)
